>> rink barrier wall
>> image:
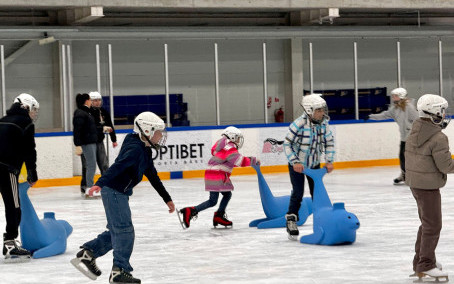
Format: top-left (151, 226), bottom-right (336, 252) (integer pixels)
top-left (27, 160), bottom-right (400, 188)
top-left (28, 119), bottom-right (454, 187)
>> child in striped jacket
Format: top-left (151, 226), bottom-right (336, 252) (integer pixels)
top-left (179, 126), bottom-right (259, 228)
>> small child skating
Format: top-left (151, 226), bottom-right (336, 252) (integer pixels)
top-left (179, 126), bottom-right (259, 229)
top-left (405, 94), bottom-right (453, 282)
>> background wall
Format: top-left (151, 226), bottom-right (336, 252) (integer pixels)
top-left (33, 120), bottom-right (454, 180)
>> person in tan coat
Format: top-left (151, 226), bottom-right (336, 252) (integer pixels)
top-left (405, 94), bottom-right (453, 281)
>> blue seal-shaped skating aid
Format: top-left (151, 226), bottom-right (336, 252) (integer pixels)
top-left (249, 164), bottom-right (312, 229)
top-left (300, 168), bottom-right (360, 245)
top-left (19, 182), bottom-right (73, 258)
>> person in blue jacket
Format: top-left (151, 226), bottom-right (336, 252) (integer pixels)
top-left (71, 111), bottom-right (175, 284)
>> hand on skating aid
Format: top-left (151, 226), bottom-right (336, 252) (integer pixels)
top-left (75, 146), bottom-right (83, 156)
top-left (103, 126), bottom-right (112, 133)
top-left (250, 156), bottom-right (260, 166)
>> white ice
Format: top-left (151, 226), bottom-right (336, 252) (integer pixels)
top-left (1, 166), bottom-right (454, 284)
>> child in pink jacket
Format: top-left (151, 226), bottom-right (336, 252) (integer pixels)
top-left (179, 126), bottom-right (259, 228)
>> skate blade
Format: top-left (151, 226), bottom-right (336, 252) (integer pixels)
top-left (3, 255), bottom-right (31, 263)
top-left (84, 194), bottom-right (101, 200)
top-left (213, 225), bottom-right (232, 229)
top-left (175, 208), bottom-right (188, 230)
top-left (70, 258), bottom-right (98, 280)
top-left (413, 274), bottom-right (449, 283)
top-left (288, 234), bottom-right (298, 241)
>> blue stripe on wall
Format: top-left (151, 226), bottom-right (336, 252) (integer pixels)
top-left (170, 171), bottom-right (183, 179)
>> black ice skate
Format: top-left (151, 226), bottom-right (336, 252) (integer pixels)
top-left (414, 267), bottom-right (449, 283)
top-left (3, 235), bottom-right (31, 262)
top-left (213, 211), bottom-right (232, 228)
top-left (109, 265), bottom-right (141, 284)
top-left (70, 248), bottom-right (102, 280)
top-left (393, 173), bottom-right (405, 185)
top-left (178, 207), bottom-right (198, 229)
top-left (285, 214), bottom-right (299, 241)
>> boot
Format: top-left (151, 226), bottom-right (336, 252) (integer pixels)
top-left (285, 214), bottom-right (299, 239)
top-left (393, 172), bottom-right (405, 185)
top-left (180, 207), bottom-right (198, 228)
top-left (109, 265), bottom-right (141, 283)
top-left (213, 211), bottom-right (232, 228)
top-left (70, 248), bottom-right (102, 280)
top-left (3, 234), bottom-right (31, 259)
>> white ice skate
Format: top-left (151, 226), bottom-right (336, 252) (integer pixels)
top-left (410, 262), bottom-right (443, 278)
top-left (413, 267), bottom-right (449, 283)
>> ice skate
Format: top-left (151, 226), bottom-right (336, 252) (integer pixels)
top-left (70, 249), bottom-right (102, 280)
top-left (285, 214), bottom-right (299, 241)
top-left (84, 188), bottom-right (101, 199)
top-left (410, 262), bottom-right (443, 278)
top-left (109, 265), bottom-right (141, 283)
top-left (393, 172), bottom-right (405, 185)
top-left (3, 236), bottom-right (31, 262)
top-left (413, 268), bottom-right (449, 283)
top-left (179, 207), bottom-right (198, 229)
top-left (213, 211), bottom-right (232, 228)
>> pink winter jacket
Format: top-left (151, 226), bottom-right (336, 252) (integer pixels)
top-left (204, 137), bottom-right (256, 192)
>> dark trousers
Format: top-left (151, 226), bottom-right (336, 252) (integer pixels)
top-left (195, 191), bottom-right (232, 213)
top-left (399, 141), bottom-right (406, 174)
top-left (411, 188), bottom-right (442, 273)
top-left (287, 163), bottom-right (320, 216)
top-left (81, 142), bottom-right (109, 190)
top-left (0, 168), bottom-right (21, 240)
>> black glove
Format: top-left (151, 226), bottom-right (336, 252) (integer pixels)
top-left (27, 169), bottom-right (38, 184)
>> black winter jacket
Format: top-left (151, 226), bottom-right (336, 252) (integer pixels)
top-left (0, 103), bottom-right (38, 182)
top-left (95, 133), bottom-right (172, 203)
top-left (90, 107), bottom-right (117, 143)
top-left (73, 106), bottom-right (97, 146)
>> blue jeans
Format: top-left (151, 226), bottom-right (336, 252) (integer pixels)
top-left (81, 143), bottom-right (97, 188)
top-left (287, 163), bottom-right (320, 216)
top-left (82, 186), bottom-right (135, 272)
top-left (195, 191), bottom-right (232, 213)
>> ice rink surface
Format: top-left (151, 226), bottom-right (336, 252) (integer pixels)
top-left (1, 166), bottom-right (454, 284)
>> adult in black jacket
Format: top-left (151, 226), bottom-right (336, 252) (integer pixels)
top-left (0, 93), bottom-right (39, 260)
top-left (73, 93), bottom-right (98, 196)
top-left (79, 91), bottom-right (118, 191)
top-left (70, 111), bottom-right (174, 283)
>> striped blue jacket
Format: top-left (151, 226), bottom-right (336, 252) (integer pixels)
top-left (283, 114), bottom-right (335, 168)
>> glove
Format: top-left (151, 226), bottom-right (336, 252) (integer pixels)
top-left (364, 115), bottom-right (369, 122)
top-left (75, 146), bottom-right (83, 156)
top-left (250, 157), bottom-right (260, 166)
top-left (103, 126), bottom-right (113, 133)
top-left (27, 169), bottom-right (38, 184)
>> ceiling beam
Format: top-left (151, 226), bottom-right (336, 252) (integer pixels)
top-left (57, 6), bottom-right (104, 25)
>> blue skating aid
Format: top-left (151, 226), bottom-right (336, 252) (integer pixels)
top-left (19, 182), bottom-right (73, 258)
top-left (300, 168), bottom-right (360, 245)
top-left (249, 165), bottom-right (312, 229)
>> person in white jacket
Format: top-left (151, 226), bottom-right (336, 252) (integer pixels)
top-left (367, 87), bottom-right (418, 185)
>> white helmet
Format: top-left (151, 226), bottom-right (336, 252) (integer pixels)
top-left (133, 112), bottom-right (167, 148)
top-left (222, 126), bottom-right (244, 149)
top-left (390, 87), bottom-right (407, 99)
top-left (89, 91), bottom-right (102, 100)
top-left (301, 93), bottom-right (329, 122)
top-left (417, 94), bottom-right (450, 128)
top-left (89, 91), bottom-right (103, 108)
top-left (14, 93), bottom-right (39, 121)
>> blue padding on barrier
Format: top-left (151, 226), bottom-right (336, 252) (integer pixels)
top-left (19, 183), bottom-right (73, 258)
top-left (299, 168), bottom-right (360, 245)
top-left (249, 165), bottom-right (312, 229)
top-left (170, 171), bottom-right (183, 179)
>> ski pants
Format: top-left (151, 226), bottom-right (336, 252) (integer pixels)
top-left (195, 191), bottom-right (232, 213)
top-left (411, 187), bottom-right (442, 273)
top-left (0, 168), bottom-right (21, 240)
top-left (82, 186), bottom-right (134, 272)
top-left (287, 163), bottom-right (320, 218)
